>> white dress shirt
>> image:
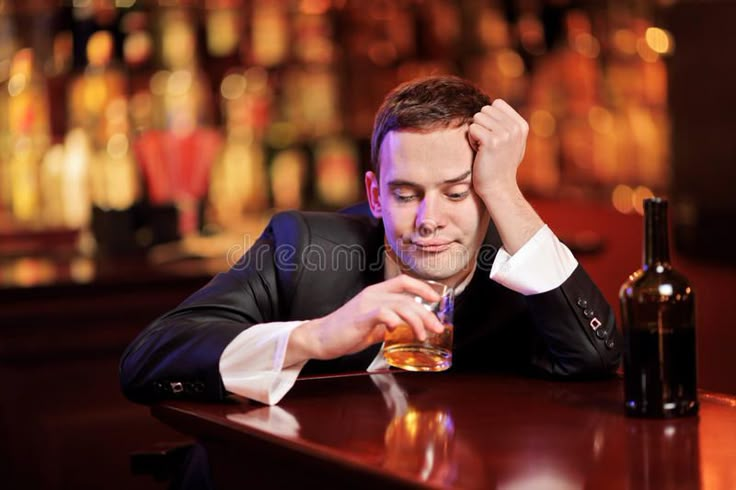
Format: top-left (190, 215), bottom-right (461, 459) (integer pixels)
top-left (219, 224), bottom-right (578, 405)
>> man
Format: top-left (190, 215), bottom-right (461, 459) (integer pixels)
top-left (120, 75), bottom-right (620, 407)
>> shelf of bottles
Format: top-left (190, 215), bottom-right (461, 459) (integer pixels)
top-left (0, 0), bottom-right (674, 252)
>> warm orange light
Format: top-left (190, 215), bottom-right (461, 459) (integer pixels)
top-left (497, 49), bottom-right (525, 78)
top-left (645, 27), bottom-right (674, 55)
top-left (150, 70), bottom-right (170, 96)
top-left (588, 106), bottom-right (613, 134)
top-left (636, 38), bottom-right (659, 63)
top-left (632, 186), bottom-right (655, 215)
top-left (574, 33), bottom-right (600, 58)
top-left (166, 69), bottom-right (193, 96)
top-left (612, 29), bottom-right (637, 56)
top-left (518, 15), bottom-right (546, 55)
top-left (221, 73), bottom-right (247, 100)
top-left (530, 110), bottom-right (556, 138)
top-left (7, 73), bottom-right (27, 97)
top-left (107, 133), bottom-right (129, 158)
top-left (612, 185), bottom-right (634, 214)
top-left (87, 31), bottom-right (114, 67)
top-left (368, 41), bottom-right (397, 66)
top-left (300, 0), bottom-right (330, 15)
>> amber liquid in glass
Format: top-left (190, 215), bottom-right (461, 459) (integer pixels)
top-left (383, 322), bottom-right (453, 371)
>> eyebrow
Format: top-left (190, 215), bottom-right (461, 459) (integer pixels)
top-left (387, 170), bottom-right (472, 187)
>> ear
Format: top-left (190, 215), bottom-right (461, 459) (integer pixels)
top-left (365, 171), bottom-right (382, 219)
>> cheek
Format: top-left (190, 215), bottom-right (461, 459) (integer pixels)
top-left (382, 202), bottom-right (416, 234)
top-left (456, 201), bottom-right (488, 239)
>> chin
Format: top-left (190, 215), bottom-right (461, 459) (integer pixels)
top-left (403, 258), bottom-right (469, 283)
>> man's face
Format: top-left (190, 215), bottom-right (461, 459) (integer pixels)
top-left (366, 126), bottom-right (490, 286)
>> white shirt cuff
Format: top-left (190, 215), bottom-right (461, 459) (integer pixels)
top-left (219, 321), bottom-right (308, 405)
top-left (489, 224), bottom-right (578, 295)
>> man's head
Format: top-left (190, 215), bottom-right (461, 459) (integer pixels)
top-left (365, 76), bottom-right (492, 286)
top-left (370, 75), bottom-right (492, 179)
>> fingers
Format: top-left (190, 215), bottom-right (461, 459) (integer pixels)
top-left (383, 274), bottom-right (441, 303)
top-left (392, 298), bottom-right (446, 338)
top-left (377, 296), bottom-right (445, 335)
top-left (472, 111), bottom-right (506, 134)
top-left (473, 99), bottom-right (529, 131)
top-left (385, 301), bottom-right (429, 340)
top-left (472, 100), bottom-right (529, 137)
top-left (371, 277), bottom-right (446, 338)
top-left (469, 101), bottom-right (529, 167)
top-left (491, 99), bottom-right (529, 129)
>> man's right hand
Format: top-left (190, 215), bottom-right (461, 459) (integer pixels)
top-left (285, 275), bottom-right (445, 366)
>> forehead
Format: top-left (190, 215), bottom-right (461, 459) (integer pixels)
top-left (378, 126), bottom-right (474, 182)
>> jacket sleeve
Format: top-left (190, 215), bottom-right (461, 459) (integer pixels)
top-left (524, 264), bottom-right (621, 377)
top-left (119, 215), bottom-right (296, 404)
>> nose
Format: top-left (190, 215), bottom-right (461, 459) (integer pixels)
top-left (416, 195), bottom-right (445, 237)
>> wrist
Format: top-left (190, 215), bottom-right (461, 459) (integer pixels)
top-left (286, 319), bottom-right (323, 364)
top-left (477, 179), bottom-right (523, 210)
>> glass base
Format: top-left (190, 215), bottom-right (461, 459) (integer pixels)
top-left (383, 344), bottom-right (452, 372)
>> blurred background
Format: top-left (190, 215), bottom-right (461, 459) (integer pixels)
top-left (1, 0), bottom-right (735, 489)
top-left (0, 0), bottom-right (682, 248)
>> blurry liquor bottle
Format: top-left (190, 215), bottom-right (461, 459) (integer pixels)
top-left (286, 6), bottom-right (339, 133)
top-left (210, 68), bottom-right (273, 226)
top-left (313, 136), bottom-right (360, 209)
top-left (67, 31), bottom-right (137, 219)
top-left (250, 0), bottom-right (290, 67)
top-left (204, 2), bottom-right (243, 92)
top-left (5, 48), bottom-right (51, 225)
top-left (270, 146), bottom-right (308, 211)
top-left (39, 129), bottom-right (93, 229)
top-left (281, 65), bottom-right (341, 139)
top-left (135, 8), bottom-right (220, 240)
top-left (155, 8), bottom-right (214, 133)
top-left (46, 31), bottom-right (74, 140)
top-left (530, 8), bottom-right (606, 192)
top-left (68, 30), bottom-right (126, 149)
top-left (465, 4), bottom-right (528, 104)
top-left (121, 9), bottom-right (156, 133)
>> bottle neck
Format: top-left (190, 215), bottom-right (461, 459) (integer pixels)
top-left (644, 198), bottom-right (671, 267)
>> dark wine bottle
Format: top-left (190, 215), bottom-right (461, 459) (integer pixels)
top-left (619, 197), bottom-right (698, 417)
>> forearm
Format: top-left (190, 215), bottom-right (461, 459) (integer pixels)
top-left (485, 222), bottom-right (620, 376)
top-left (120, 314), bottom-right (245, 403)
top-left (524, 265), bottom-right (621, 376)
top-left (480, 181), bottom-right (544, 255)
top-left (284, 318), bottom-right (322, 367)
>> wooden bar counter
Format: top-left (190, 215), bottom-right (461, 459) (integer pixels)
top-left (0, 255), bottom-right (219, 490)
top-left (153, 372), bottom-right (736, 489)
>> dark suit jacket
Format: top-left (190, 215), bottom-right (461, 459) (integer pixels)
top-left (120, 209), bottom-right (621, 403)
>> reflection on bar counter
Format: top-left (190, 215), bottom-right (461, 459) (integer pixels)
top-left (0, 0), bottom-right (674, 257)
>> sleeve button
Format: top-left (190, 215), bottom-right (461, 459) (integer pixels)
top-left (583, 308), bottom-right (595, 319)
top-left (576, 298), bottom-right (588, 308)
top-left (596, 328), bottom-right (607, 340)
top-left (605, 337), bottom-right (615, 349)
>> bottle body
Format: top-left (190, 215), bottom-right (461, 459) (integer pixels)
top-left (619, 197), bottom-right (698, 418)
top-left (620, 266), bottom-right (698, 417)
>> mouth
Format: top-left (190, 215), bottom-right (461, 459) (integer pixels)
top-left (406, 241), bottom-right (452, 253)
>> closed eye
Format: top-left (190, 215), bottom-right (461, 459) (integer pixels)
top-left (447, 190), bottom-right (470, 201)
top-left (390, 185), bottom-right (421, 202)
top-left (393, 191), bottom-right (418, 202)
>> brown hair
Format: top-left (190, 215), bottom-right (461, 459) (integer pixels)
top-left (370, 75), bottom-right (491, 177)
